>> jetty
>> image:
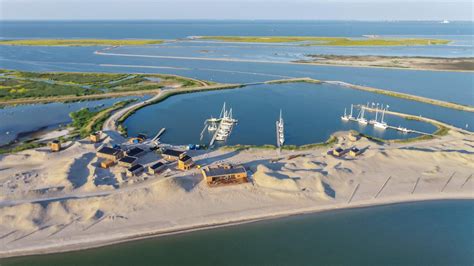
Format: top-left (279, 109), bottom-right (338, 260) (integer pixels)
top-left (341, 103), bottom-right (435, 136)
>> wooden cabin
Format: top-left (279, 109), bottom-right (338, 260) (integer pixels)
top-left (348, 132), bottom-right (360, 142)
top-left (162, 149), bottom-right (185, 162)
top-left (126, 147), bottom-right (145, 158)
top-left (178, 154), bottom-right (194, 171)
top-left (89, 132), bottom-right (101, 143)
top-left (49, 140), bottom-right (61, 152)
top-left (97, 146), bottom-right (124, 161)
top-left (332, 147), bottom-right (345, 157)
top-left (100, 159), bottom-right (116, 169)
top-left (148, 161), bottom-right (166, 175)
top-left (126, 164), bottom-right (144, 177)
top-left (349, 147), bottom-right (361, 157)
top-left (118, 156), bottom-right (138, 168)
top-left (201, 164), bottom-right (248, 187)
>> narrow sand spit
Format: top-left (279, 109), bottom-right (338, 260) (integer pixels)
top-left (0, 130), bottom-right (473, 258)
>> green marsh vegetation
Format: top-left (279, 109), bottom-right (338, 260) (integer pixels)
top-left (0, 70), bottom-right (208, 102)
top-left (0, 39), bottom-right (164, 46)
top-left (200, 36), bottom-right (450, 46)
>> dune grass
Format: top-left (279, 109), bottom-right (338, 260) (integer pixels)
top-left (200, 36), bottom-right (450, 46)
top-left (0, 39), bottom-right (164, 46)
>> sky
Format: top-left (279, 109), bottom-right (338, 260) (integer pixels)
top-left (0, 0), bottom-right (472, 21)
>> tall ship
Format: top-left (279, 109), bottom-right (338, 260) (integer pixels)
top-left (276, 109), bottom-right (285, 147)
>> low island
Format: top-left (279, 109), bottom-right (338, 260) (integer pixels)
top-left (0, 39), bottom-right (164, 46)
top-left (296, 54), bottom-right (474, 72)
top-left (198, 36), bottom-right (451, 46)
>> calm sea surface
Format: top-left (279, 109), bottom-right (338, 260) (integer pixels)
top-left (2, 200), bottom-right (473, 266)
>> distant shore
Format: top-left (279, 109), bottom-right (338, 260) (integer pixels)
top-left (296, 54), bottom-right (474, 72)
top-left (0, 39), bottom-right (164, 46)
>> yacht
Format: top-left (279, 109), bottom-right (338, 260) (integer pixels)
top-left (356, 106), bottom-right (368, 125)
top-left (373, 106), bottom-right (387, 129)
top-left (276, 109), bottom-right (285, 147)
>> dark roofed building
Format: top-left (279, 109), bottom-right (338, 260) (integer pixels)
top-left (162, 149), bottom-right (185, 161)
top-left (97, 146), bottom-right (124, 161)
top-left (126, 147), bottom-right (145, 157)
top-left (126, 164), bottom-right (144, 177)
top-left (201, 164), bottom-right (248, 187)
top-left (148, 161), bottom-right (166, 174)
top-left (178, 153), bottom-right (194, 171)
top-left (349, 147), bottom-right (361, 157)
top-left (333, 147), bottom-right (345, 157)
top-left (118, 156), bottom-right (138, 168)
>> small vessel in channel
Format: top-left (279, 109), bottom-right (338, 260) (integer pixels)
top-left (276, 109), bottom-right (285, 147)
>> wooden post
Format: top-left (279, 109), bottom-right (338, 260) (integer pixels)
top-left (412, 177), bottom-right (421, 194)
top-left (441, 172), bottom-right (456, 192)
top-left (347, 183), bottom-right (360, 204)
top-left (374, 176), bottom-right (391, 199)
top-left (460, 174), bottom-right (472, 189)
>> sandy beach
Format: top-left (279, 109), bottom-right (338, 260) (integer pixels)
top-left (0, 126), bottom-right (472, 258)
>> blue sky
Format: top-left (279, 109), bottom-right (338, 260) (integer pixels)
top-left (1, 0), bottom-right (472, 21)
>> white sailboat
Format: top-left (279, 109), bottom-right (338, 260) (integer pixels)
top-left (373, 105), bottom-right (388, 129)
top-left (341, 104), bottom-right (354, 121)
top-left (276, 109), bottom-right (285, 147)
top-left (356, 106), bottom-right (368, 125)
top-left (215, 103), bottom-right (237, 142)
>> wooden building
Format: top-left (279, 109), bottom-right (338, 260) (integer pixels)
top-left (97, 146), bottom-right (124, 161)
top-left (332, 147), bottom-right (345, 157)
top-left (148, 161), bottom-right (166, 175)
top-left (49, 140), bottom-right (61, 152)
top-left (178, 154), bottom-right (194, 171)
top-left (100, 159), bottom-right (116, 169)
top-left (349, 147), bottom-right (361, 157)
top-left (126, 147), bottom-right (145, 158)
top-left (89, 132), bottom-right (101, 143)
top-left (118, 156), bottom-right (138, 168)
top-left (201, 164), bottom-right (248, 187)
top-left (162, 149), bottom-right (185, 161)
top-left (126, 164), bottom-right (144, 177)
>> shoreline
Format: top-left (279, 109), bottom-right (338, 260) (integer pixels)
top-left (1, 195), bottom-right (472, 259)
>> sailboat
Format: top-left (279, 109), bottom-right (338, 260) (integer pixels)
top-left (373, 105), bottom-right (388, 129)
top-left (276, 109), bottom-right (285, 147)
top-left (356, 106), bottom-right (368, 125)
top-left (341, 104), bottom-right (354, 121)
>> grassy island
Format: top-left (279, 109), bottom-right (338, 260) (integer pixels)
top-left (0, 70), bottom-right (211, 104)
top-left (199, 36), bottom-right (450, 46)
top-left (0, 39), bottom-right (164, 46)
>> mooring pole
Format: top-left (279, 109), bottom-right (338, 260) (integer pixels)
top-left (374, 176), bottom-right (391, 199)
top-left (441, 172), bottom-right (456, 192)
top-left (460, 174), bottom-right (472, 189)
top-left (348, 183), bottom-right (360, 204)
top-left (412, 177), bottom-right (421, 194)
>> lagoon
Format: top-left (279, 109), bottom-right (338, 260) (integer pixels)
top-left (123, 82), bottom-right (444, 146)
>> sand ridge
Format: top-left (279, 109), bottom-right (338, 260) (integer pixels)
top-left (0, 130), bottom-right (473, 257)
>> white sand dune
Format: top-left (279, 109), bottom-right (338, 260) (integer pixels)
top-left (0, 130), bottom-right (473, 257)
